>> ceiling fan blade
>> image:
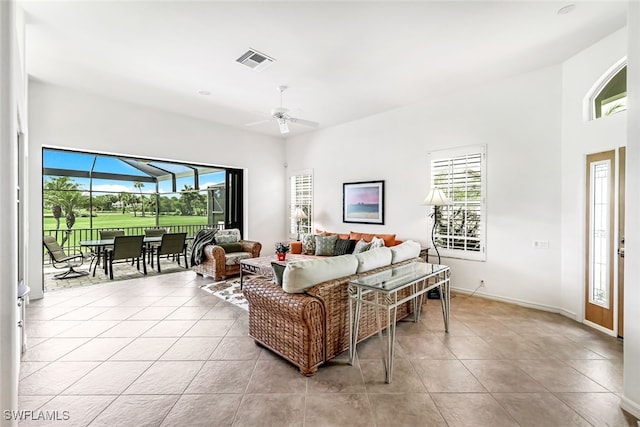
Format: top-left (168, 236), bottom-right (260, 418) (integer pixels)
top-left (245, 119), bottom-right (272, 127)
top-left (288, 117), bottom-right (319, 128)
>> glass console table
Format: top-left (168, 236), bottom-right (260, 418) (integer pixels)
top-left (348, 262), bottom-right (450, 383)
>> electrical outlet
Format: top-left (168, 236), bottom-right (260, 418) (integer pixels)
top-left (533, 240), bottom-right (549, 249)
top-left (480, 280), bottom-right (485, 287)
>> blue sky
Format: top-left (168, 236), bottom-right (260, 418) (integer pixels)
top-left (43, 150), bottom-right (225, 194)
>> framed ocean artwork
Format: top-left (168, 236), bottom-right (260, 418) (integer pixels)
top-left (342, 180), bottom-right (385, 225)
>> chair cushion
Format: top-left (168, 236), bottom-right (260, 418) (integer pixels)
top-left (225, 252), bottom-right (252, 266)
top-left (215, 229), bottom-right (241, 244)
top-left (355, 247), bottom-right (392, 273)
top-left (390, 240), bottom-right (421, 264)
top-left (218, 243), bottom-right (243, 253)
top-left (283, 255), bottom-right (358, 293)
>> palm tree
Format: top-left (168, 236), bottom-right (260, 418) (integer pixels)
top-left (43, 176), bottom-right (87, 244)
top-left (134, 181), bottom-right (145, 217)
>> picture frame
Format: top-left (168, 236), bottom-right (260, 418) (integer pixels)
top-left (343, 180), bottom-right (385, 224)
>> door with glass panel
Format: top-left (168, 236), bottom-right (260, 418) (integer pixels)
top-left (585, 150), bottom-right (624, 333)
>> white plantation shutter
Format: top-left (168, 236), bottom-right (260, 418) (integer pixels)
top-left (290, 170), bottom-right (313, 237)
top-left (430, 145), bottom-right (486, 261)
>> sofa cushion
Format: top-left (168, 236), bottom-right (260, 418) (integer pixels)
top-left (353, 238), bottom-right (372, 254)
top-left (301, 233), bottom-right (316, 255)
top-left (282, 255), bottom-right (358, 293)
top-left (334, 238), bottom-right (356, 256)
top-left (225, 252), bottom-right (252, 266)
top-left (355, 247), bottom-right (392, 273)
top-left (315, 234), bottom-right (338, 256)
top-left (390, 240), bottom-right (421, 264)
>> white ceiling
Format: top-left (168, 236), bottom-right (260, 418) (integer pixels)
top-left (21, 1), bottom-right (627, 138)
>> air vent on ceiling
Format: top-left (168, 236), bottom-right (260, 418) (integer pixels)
top-left (236, 48), bottom-right (276, 72)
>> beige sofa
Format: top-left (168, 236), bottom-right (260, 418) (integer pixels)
top-left (243, 241), bottom-right (422, 376)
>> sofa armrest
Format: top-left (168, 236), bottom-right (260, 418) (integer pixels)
top-left (239, 240), bottom-right (262, 258)
top-left (243, 275), bottom-right (323, 323)
top-left (243, 275), bottom-right (325, 375)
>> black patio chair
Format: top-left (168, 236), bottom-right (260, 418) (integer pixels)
top-left (145, 227), bottom-right (167, 263)
top-left (43, 235), bottom-right (89, 279)
top-left (105, 235), bottom-right (147, 280)
top-left (91, 229), bottom-right (125, 276)
top-left (151, 232), bottom-right (188, 272)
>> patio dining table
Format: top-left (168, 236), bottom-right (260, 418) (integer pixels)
top-left (80, 235), bottom-right (193, 276)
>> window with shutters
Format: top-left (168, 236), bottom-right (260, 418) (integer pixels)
top-left (289, 170), bottom-right (313, 238)
top-left (430, 145), bottom-right (486, 261)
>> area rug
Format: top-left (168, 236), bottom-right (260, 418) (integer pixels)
top-left (201, 279), bottom-right (248, 310)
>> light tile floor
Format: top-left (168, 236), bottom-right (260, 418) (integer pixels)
top-left (19, 270), bottom-right (638, 426)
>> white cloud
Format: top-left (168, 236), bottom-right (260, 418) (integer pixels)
top-left (91, 184), bottom-right (131, 193)
top-left (92, 184), bottom-right (153, 194)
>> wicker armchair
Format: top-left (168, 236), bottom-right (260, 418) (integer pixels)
top-left (192, 229), bottom-right (262, 281)
top-left (243, 258), bottom-right (420, 376)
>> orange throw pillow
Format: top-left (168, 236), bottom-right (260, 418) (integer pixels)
top-left (350, 231), bottom-right (396, 246)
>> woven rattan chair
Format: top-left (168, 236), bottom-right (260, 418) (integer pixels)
top-left (151, 232), bottom-right (188, 272)
top-left (43, 235), bottom-right (89, 279)
top-left (105, 235), bottom-right (146, 280)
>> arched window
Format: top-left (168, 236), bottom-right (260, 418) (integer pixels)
top-left (586, 58), bottom-right (627, 120)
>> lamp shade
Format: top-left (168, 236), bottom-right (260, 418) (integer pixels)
top-left (423, 188), bottom-right (451, 206)
top-left (294, 207), bottom-right (308, 220)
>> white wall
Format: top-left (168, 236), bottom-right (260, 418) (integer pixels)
top-left (560, 28), bottom-right (627, 325)
top-left (286, 65), bottom-right (564, 311)
top-left (1, 1), bottom-right (27, 425)
top-left (27, 82), bottom-right (286, 300)
top-left (621, 1), bottom-right (640, 419)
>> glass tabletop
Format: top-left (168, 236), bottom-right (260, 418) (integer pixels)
top-left (349, 262), bottom-right (448, 292)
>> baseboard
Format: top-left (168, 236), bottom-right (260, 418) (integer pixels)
top-left (451, 286), bottom-right (577, 320)
top-left (620, 396), bottom-right (640, 421)
top-left (583, 319), bottom-right (616, 337)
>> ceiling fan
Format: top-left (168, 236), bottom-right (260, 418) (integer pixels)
top-left (246, 86), bottom-right (319, 134)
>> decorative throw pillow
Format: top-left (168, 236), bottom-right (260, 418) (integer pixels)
top-left (301, 233), bottom-right (316, 255)
top-left (271, 262), bottom-right (286, 286)
top-left (353, 238), bottom-right (372, 254)
top-left (215, 234), bottom-right (238, 244)
top-left (217, 242), bottom-right (243, 253)
top-left (369, 236), bottom-right (385, 249)
top-left (334, 238), bottom-right (356, 256)
top-left (315, 234), bottom-right (338, 256)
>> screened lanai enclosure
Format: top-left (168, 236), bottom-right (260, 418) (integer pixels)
top-left (43, 148), bottom-right (243, 259)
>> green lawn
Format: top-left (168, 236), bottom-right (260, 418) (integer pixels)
top-left (44, 212), bottom-right (208, 231)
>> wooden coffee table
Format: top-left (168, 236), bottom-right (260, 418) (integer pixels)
top-left (239, 254), bottom-right (318, 288)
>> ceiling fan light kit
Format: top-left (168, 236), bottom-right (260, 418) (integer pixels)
top-left (245, 85), bottom-right (319, 134)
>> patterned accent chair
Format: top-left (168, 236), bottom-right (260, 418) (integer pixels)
top-left (192, 229), bottom-right (262, 281)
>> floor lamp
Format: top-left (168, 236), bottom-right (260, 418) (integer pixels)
top-left (295, 207), bottom-right (308, 241)
top-left (423, 188), bottom-right (451, 265)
